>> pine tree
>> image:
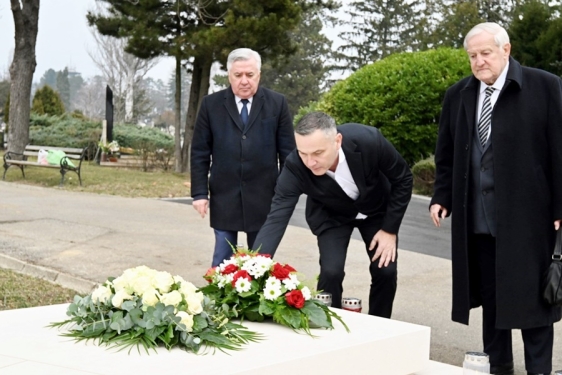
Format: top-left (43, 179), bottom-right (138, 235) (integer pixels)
top-left (88, 0), bottom-right (337, 172)
top-left (56, 67), bottom-right (70, 110)
top-left (31, 85), bottom-right (65, 116)
top-left (336, 0), bottom-right (424, 72)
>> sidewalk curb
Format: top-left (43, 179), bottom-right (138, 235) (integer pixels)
top-left (0, 253), bottom-right (96, 295)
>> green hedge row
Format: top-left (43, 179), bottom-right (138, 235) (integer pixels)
top-left (299, 48), bottom-right (471, 166)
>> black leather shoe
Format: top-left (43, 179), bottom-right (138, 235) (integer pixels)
top-left (527, 373), bottom-right (551, 375)
top-left (491, 362), bottom-right (514, 375)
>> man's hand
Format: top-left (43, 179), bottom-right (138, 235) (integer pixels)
top-left (555, 220), bottom-right (561, 230)
top-left (369, 230), bottom-right (397, 268)
top-left (430, 204), bottom-right (448, 227)
top-left (193, 199), bottom-right (209, 219)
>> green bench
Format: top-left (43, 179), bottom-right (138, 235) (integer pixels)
top-left (2, 145), bottom-right (87, 186)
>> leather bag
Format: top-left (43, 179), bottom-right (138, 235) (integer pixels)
top-left (543, 229), bottom-right (562, 306)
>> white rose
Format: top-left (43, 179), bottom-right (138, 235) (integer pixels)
top-left (91, 285), bottom-right (112, 304)
top-left (176, 311), bottom-right (194, 332)
top-left (130, 275), bottom-right (152, 296)
top-left (112, 289), bottom-right (133, 309)
top-left (154, 271), bottom-right (174, 293)
top-left (179, 281), bottom-right (197, 296)
top-left (186, 292), bottom-right (203, 315)
top-left (142, 288), bottom-right (160, 307)
top-left (160, 290), bottom-right (183, 307)
top-left (112, 275), bottom-right (129, 293)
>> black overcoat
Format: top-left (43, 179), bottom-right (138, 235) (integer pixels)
top-left (254, 124), bottom-right (413, 254)
top-left (190, 86), bottom-right (295, 232)
top-left (431, 57), bottom-right (562, 329)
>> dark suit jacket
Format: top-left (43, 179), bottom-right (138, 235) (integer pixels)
top-left (190, 86), bottom-right (295, 232)
top-left (254, 123), bottom-right (413, 255)
top-left (431, 57), bottom-right (562, 328)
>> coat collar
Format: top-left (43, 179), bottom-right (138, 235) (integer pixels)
top-left (459, 57), bottom-right (523, 135)
top-left (223, 86), bottom-right (265, 132)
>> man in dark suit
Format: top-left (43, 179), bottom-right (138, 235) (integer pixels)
top-left (430, 22), bottom-right (562, 375)
top-left (190, 48), bottom-right (295, 267)
top-left (254, 111), bottom-right (412, 318)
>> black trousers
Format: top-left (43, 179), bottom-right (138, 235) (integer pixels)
top-left (469, 234), bottom-right (553, 374)
top-left (316, 215), bottom-right (397, 318)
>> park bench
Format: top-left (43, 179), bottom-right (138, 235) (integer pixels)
top-left (2, 145), bottom-right (87, 186)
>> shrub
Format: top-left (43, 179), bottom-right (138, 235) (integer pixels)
top-left (32, 85), bottom-right (65, 116)
top-left (310, 48), bottom-right (471, 165)
top-left (411, 156), bottom-right (436, 196)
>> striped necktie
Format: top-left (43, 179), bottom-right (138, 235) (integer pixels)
top-left (478, 87), bottom-right (495, 147)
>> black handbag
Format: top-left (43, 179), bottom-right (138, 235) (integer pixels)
top-left (543, 229), bottom-right (562, 306)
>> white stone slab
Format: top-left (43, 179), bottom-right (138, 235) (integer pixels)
top-left (0, 304), bottom-right (431, 375)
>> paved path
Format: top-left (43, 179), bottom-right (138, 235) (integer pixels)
top-left (0, 181), bottom-right (559, 374)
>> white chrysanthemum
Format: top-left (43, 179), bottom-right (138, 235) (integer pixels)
top-left (160, 290), bottom-right (183, 307)
top-left (176, 311), bottom-right (194, 332)
top-left (242, 257), bottom-right (273, 278)
top-left (282, 274), bottom-right (300, 291)
top-left (234, 277), bottom-right (252, 293)
top-left (111, 289), bottom-right (133, 309)
top-left (91, 285), bottom-right (112, 304)
top-left (153, 271), bottom-right (174, 293)
top-left (265, 276), bottom-right (281, 289)
top-left (142, 288), bottom-right (160, 307)
top-left (301, 286), bottom-right (312, 301)
top-left (186, 292), bottom-right (203, 315)
top-left (263, 283), bottom-right (282, 301)
top-left (219, 258), bottom-right (238, 271)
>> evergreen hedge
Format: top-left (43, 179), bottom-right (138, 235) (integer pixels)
top-left (303, 48), bottom-right (471, 165)
top-left (31, 85), bottom-right (65, 116)
top-left (29, 114), bottom-right (174, 160)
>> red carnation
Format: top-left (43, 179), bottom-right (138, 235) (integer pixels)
top-left (231, 270), bottom-right (252, 287)
top-left (223, 264), bottom-right (239, 275)
top-left (285, 289), bottom-right (305, 309)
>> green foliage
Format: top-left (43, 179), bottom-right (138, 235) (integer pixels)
top-left (316, 48), bottom-right (471, 165)
top-left (259, 8), bottom-right (333, 116)
top-left (28, 114), bottom-right (174, 161)
top-left (509, 0), bottom-right (562, 76)
top-left (56, 68), bottom-right (71, 110)
top-left (411, 156), bottom-right (435, 196)
top-left (32, 85), bottom-right (65, 116)
top-left (431, 1), bottom-right (484, 49)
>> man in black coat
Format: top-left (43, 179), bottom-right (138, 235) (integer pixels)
top-left (190, 48), bottom-right (295, 267)
top-left (254, 112), bottom-right (412, 317)
top-left (430, 22), bottom-right (562, 375)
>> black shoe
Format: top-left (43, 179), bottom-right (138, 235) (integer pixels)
top-left (491, 362), bottom-right (514, 375)
top-left (527, 373), bottom-right (551, 375)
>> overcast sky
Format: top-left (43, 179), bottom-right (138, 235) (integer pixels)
top-left (0, 0), bottom-right (175, 83)
top-left (0, 2), bottom-right (346, 84)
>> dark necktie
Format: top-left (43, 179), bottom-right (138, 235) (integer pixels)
top-left (478, 87), bottom-right (494, 147)
top-left (240, 99), bottom-right (249, 128)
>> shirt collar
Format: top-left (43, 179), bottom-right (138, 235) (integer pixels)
top-left (480, 61), bottom-right (509, 94)
top-left (235, 95), bottom-right (253, 104)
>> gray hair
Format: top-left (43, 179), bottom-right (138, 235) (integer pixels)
top-left (295, 112), bottom-right (337, 137)
top-left (464, 22), bottom-right (510, 50)
top-left (227, 48), bottom-right (262, 72)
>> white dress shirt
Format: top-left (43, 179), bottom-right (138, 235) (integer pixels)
top-left (235, 95), bottom-right (252, 115)
top-left (326, 148), bottom-right (367, 219)
top-left (477, 61), bottom-right (509, 141)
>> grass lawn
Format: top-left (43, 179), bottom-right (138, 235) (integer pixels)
top-left (1, 157), bottom-right (191, 198)
top-left (0, 156), bottom-right (192, 310)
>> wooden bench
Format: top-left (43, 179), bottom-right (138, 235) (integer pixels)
top-left (2, 145), bottom-right (87, 186)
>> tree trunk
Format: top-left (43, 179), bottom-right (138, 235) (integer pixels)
top-left (124, 64), bottom-right (134, 123)
top-left (174, 56), bottom-right (182, 172)
top-left (180, 55), bottom-right (211, 173)
top-left (8, 0), bottom-right (39, 154)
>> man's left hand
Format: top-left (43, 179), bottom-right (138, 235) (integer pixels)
top-left (369, 230), bottom-right (397, 268)
top-left (555, 220), bottom-right (561, 230)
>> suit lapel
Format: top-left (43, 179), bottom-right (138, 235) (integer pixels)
top-left (460, 78), bottom-right (479, 141)
top-left (342, 140), bottom-right (367, 197)
top-left (224, 88), bottom-right (244, 132)
top-left (246, 87), bottom-right (264, 132)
